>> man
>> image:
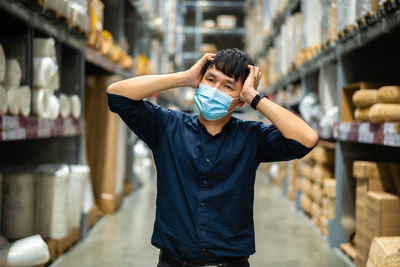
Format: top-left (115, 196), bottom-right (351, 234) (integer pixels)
top-left (107, 48), bottom-right (318, 267)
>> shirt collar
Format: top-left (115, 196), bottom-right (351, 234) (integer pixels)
top-left (195, 115), bottom-right (235, 137)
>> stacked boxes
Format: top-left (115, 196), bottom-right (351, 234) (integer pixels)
top-left (309, 146), bottom-right (335, 234)
top-left (299, 151), bottom-right (314, 214)
top-left (321, 178), bottom-right (336, 235)
top-left (287, 159), bottom-right (301, 201)
top-left (353, 161), bottom-right (399, 267)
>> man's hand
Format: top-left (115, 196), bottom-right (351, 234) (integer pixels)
top-left (183, 53), bottom-right (216, 88)
top-left (240, 65), bottom-right (262, 104)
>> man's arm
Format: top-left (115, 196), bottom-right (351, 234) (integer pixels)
top-left (107, 53), bottom-right (216, 100)
top-left (241, 66), bottom-right (319, 149)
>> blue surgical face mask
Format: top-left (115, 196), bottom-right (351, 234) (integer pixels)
top-left (194, 83), bottom-right (239, 121)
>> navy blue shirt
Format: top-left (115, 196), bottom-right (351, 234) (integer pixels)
top-left (107, 93), bottom-right (312, 264)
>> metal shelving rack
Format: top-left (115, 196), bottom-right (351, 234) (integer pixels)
top-left (247, 0), bottom-right (400, 262)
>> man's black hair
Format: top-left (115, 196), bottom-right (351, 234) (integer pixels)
top-left (201, 48), bottom-right (254, 84)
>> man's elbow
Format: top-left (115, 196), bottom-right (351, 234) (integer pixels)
top-left (107, 83), bottom-right (118, 94)
top-left (303, 130), bottom-right (319, 148)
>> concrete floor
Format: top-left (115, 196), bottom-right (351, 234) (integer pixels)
top-left (54, 180), bottom-right (348, 267)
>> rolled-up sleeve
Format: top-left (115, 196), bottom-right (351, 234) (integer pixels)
top-left (107, 92), bottom-right (168, 150)
top-left (253, 123), bottom-right (315, 163)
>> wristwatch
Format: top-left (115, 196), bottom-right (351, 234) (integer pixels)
top-left (251, 92), bottom-right (268, 110)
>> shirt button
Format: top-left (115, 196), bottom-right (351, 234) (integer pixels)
top-left (202, 180), bottom-right (207, 185)
top-left (205, 158), bottom-right (210, 162)
top-left (200, 225), bottom-right (205, 230)
top-left (201, 202), bottom-right (205, 207)
top-left (202, 248), bottom-right (206, 252)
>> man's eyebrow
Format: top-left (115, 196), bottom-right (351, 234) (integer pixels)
top-left (224, 79), bottom-right (235, 85)
top-left (205, 72), bottom-right (216, 78)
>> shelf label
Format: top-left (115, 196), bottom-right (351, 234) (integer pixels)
top-left (358, 123), bottom-right (374, 143)
top-left (38, 118), bottom-right (51, 138)
top-left (383, 122), bottom-right (398, 135)
top-left (338, 123), bottom-right (351, 140)
top-left (2, 115), bottom-right (19, 130)
top-left (63, 118), bottom-right (75, 135)
top-left (384, 134), bottom-right (400, 147)
top-left (2, 128), bottom-right (26, 141)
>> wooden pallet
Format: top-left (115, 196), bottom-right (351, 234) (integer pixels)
top-left (46, 227), bottom-right (81, 263)
top-left (87, 205), bottom-right (103, 229)
top-left (340, 243), bottom-right (357, 261)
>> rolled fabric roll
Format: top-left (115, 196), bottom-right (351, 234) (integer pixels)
top-left (48, 94), bottom-right (60, 120)
top-left (7, 87), bottom-right (20, 116)
top-left (59, 93), bottom-right (71, 118)
top-left (0, 85), bottom-right (8, 115)
top-left (0, 44), bottom-right (5, 82)
top-left (33, 38), bottom-right (56, 58)
top-left (355, 107), bottom-right (370, 122)
top-left (70, 94), bottom-right (81, 119)
top-left (33, 57), bottom-right (59, 89)
top-left (33, 89), bottom-right (51, 119)
top-left (3, 59), bottom-right (22, 89)
top-left (18, 86), bottom-right (31, 117)
top-left (0, 235), bottom-right (50, 266)
top-left (3, 172), bottom-right (35, 239)
top-left (377, 86), bottom-right (400, 103)
top-left (352, 89), bottom-right (378, 108)
top-left (369, 103), bottom-right (400, 123)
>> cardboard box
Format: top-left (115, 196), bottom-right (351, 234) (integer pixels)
top-left (368, 236), bottom-right (400, 267)
top-left (312, 146), bottom-right (335, 165)
top-left (353, 161), bottom-right (391, 180)
top-left (300, 161), bottom-right (313, 179)
top-left (312, 164), bottom-right (334, 184)
top-left (311, 183), bottom-right (323, 203)
top-left (323, 178), bottom-right (336, 199)
top-left (300, 178), bottom-right (313, 196)
top-left (355, 252), bottom-right (367, 267)
top-left (367, 192), bottom-right (400, 214)
top-left (341, 82), bottom-right (385, 122)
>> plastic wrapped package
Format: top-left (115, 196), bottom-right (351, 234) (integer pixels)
top-left (33, 57), bottom-right (59, 90)
top-left (352, 89), bottom-right (378, 107)
top-left (6, 87), bottom-right (19, 116)
top-left (48, 94), bottom-right (60, 120)
top-left (3, 59), bottom-right (21, 89)
top-left (216, 15), bottom-right (237, 29)
top-left (299, 93), bottom-right (323, 123)
top-left (318, 63), bottom-right (337, 112)
top-left (33, 38), bottom-right (56, 58)
top-left (2, 40), bottom-right (27, 85)
top-left (0, 235), bottom-right (50, 266)
top-left (319, 106), bottom-right (338, 138)
top-left (280, 23), bottom-right (288, 75)
top-left (68, 2), bottom-right (89, 33)
top-left (377, 86), bottom-right (400, 103)
top-left (337, 0), bottom-right (357, 33)
top-left (68, 165), bottom-right (89, 231)
top-left (33, 89), bottom-right (51, 119)
top-left (3, 172), bottom-right (35, 239)
top-left (301, 0), bottom-right (323, 49)
top-left (0, 44), bottom-right (5, 83)
top-left (35, 164), bottom-right (69, 239)
top-left (70, 95), bottom-right (81, 119)
top-left (44, 0), bottom-right (68, 17)
top-left (0, 85), bottom-right (7, 115)
top-left (369, 104), bottom-right (400, 122)
top-left (320, 0), bottom-right (331, 44)
top-left (59, 94), bottom-right (71, 118)
top-left (18, 86), bottom-right (31, 117)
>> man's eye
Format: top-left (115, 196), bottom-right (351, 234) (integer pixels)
top-left (207, 78), bottom-right (214, 82)
top-left (225, 85), bottom-right (233, 90)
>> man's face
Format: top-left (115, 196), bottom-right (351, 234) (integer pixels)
top-left (200, 66), bottom-right (244, 111)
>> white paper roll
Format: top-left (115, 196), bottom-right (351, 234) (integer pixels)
top-left (83, 168), bottom-right (95, 214)
top-left (3, 59), bottom-right (21, 89)
top-left (33, 57), bottom-right (59, 89)
top-left (0, 85), bottom-right (8, 115)
top-left (18, 86), bottom-right (31, 117)
top-left (7, 87), bottom-right (20, 116)
top-left (0, 235), bottom-right (50, 266)
top-left (36, 164), bottom-right (69, 239)
top-left (0, 44), bottom-right (6, 83)
top-left (33, 38), bottom-right (56, 58)
top-left (48, 94), bottom-right (60, 120)
top-left (33, 89), bottom-right (51, 119)
top-left (59, 94), bottom-right (71, 118)
top-left (3, 173), bottom-right (35, 240)
top-left (70, 94), bottom-right (81, 119)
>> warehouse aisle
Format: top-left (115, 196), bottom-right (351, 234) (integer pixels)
top-left (54, 179), bottom-right (348, 267)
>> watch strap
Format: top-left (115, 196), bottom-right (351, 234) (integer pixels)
top-left (250, 92), bottom-right (268, 110)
